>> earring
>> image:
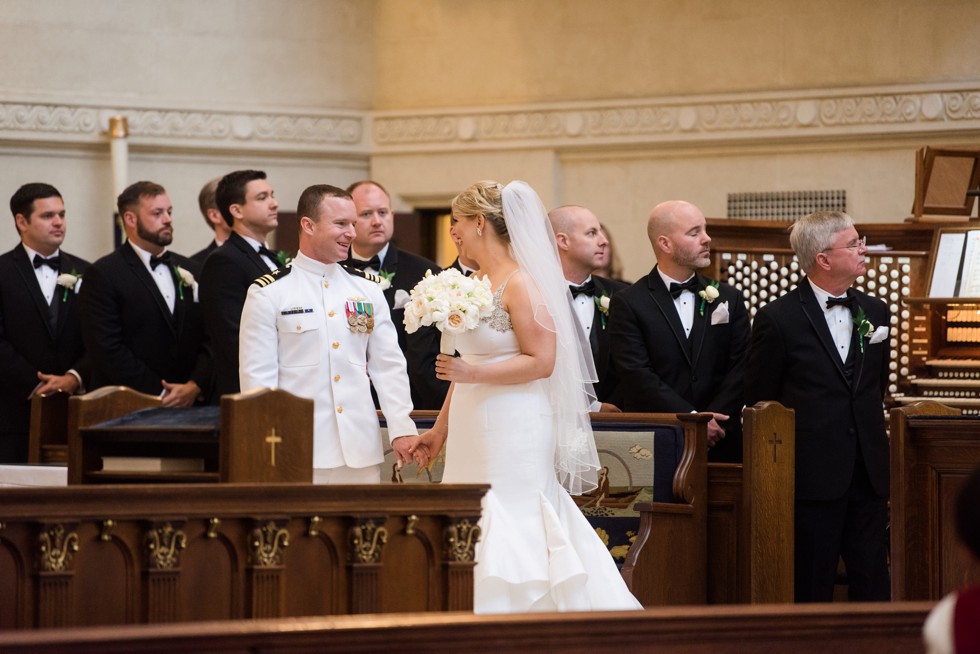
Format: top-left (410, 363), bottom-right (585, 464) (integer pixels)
top-left (477, 227), bottom-right (483, 237)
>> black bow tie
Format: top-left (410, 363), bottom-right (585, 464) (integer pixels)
top-left (357, 255), bottom-right (382, 270)
top-left (33, 255), bottom-right (60, 271)
top-left (257, 245), bottom-right (278, 263)
top-left (569, 280), bottom-right (596, 297)
top-left (669, 278), bottom-right (699, 299)
top-left (149, 252), bottom-right (172, 270)
top-left (826, 295), bottom-right (857, 311)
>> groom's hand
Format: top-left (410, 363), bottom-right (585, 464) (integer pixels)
top-left (391, 435), bottom-right (420, 465)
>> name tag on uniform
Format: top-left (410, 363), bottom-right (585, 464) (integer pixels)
top-left (345, 298), bottom-right (374, 334)
top-left (281, 307), bottom-right (314, 316)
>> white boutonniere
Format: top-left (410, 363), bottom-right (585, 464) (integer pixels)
top-left (56, 270), bottom-right (82, 302)
top-left (852, 306), bottom-right (874, 353)
top-left (275, 250), bottom-right (293, 267)
top-left (378, 270), bottom-right (395, 291)
top-left (174, 265), bottom-right (198, 302)
top-left (594, 293), bottom-right (611, 329)
top-left (698, 281), bottom-right (720, 316)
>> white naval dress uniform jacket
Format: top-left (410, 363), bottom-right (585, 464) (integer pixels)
top-left (239, 252), bottom-right (417, 469)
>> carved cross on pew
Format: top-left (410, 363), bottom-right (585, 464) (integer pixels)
top-left (265, 428), bottom-right (283, 467)
top-left (768, 431), bottom-right (783, 463)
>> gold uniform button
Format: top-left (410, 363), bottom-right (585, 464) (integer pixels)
top-left (337, 406), bottom-right (343, 414)
top-left (333, 375), bottom-right (340, 382)
top-left (328, 310), bottom-right (335, 318)
top-left (323, 281), bottom-right (330, 289)
top-left (332, 341), bottom-right (340, 349)
top-left (296, 325), bottom-right (302, 331)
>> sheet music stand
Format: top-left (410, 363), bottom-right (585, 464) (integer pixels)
top-left (911, 146), bottom-right (980, 222)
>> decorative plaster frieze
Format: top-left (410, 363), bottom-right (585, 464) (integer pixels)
top-left (1, 83), bottom-right (978, 155)
top-left (0, 103), bottom-right (99, 135)
top-left (372, 85), bottom-right (980, 151)
top-left (0, 101), bottom-right (366, 152)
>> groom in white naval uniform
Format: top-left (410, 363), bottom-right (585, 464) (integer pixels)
top-left (239, 184), bottom-right (419, 484)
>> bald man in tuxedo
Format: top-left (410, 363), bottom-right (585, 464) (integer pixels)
top-left (609, 200), bottom-right (749, 463)
top-left (549, 205), bottom-right (626, 410)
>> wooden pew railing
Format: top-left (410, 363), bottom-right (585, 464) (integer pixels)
top-left (889, 400), bottom-right (980, 600)
top-left (27, 390), bottom-right (70, 464)
top-left (0, 484), bottom-right (487, 630)
top-left (624, 402), bottom-right (795, 606)
top-left (0, 602), bottom-right (934, 654)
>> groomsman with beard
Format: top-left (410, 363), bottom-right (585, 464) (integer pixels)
top-left (0, 183), bottom-right (89, 462)
top-left (342, 180), bottom-right (448, 409)
top-left (608, 200), bottom-right (749, 463)
top-left (81, 181), bottom-right (211, 405)
top-left (548, 205), bottom-right (627, 411)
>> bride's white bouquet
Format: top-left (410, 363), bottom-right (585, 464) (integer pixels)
top-left (403, 268), bottom-right (494, 354)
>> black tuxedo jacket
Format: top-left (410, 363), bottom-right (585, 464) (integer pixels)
top-left (745, 278), bottom-right (890, 501)
top-left (343, 245), bottom-right (448, 410)
top-left (199, 232), bottom-right (274, 400)
top-left (608, 266), bottom-right (750, 462)
top-left (580, 275), bottom-right (628, 406)
top-left (190, 239), bottom-right (218, 265)
top-left (80, 244), bottom-right (211, 398)
top-left (0, 246), bottom-right (90, 461)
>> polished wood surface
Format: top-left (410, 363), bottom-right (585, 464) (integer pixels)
top-left (0, 484), bottom-right (487, 629)
top-left (889, 400), bottom-right (980, 600)
top-left (67, 386), bottom-right (161, 484)
top-left (0, 602), bottom-right (934, 654)
top-left (28, 390), bottom-right (69, 464)
top-left (220, 388), bottom-right (313, 483)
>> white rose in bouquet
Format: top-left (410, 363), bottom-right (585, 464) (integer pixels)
top-left (403, 269), bottom-right (494, 354)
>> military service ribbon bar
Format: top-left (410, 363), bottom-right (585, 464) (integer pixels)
top-left (345, 300), bottom-right (375, 333)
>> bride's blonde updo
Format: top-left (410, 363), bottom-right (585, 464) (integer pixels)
top-left (451, 180), bottom-right (510, 244)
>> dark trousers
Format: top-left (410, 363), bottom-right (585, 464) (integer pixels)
top-left (794, 456), bottom-right (890, 603)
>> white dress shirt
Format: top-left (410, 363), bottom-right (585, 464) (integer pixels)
top-left (568, 275), bottom-right (597, 338)
top-left (23, 244), bottom-right (60, 305)
top-left (808, 279), bottom-right (852, 361)
top-left (240, 234), bottom-right (278, 271)
top-left (350, 243), bottom-right (390, 274)
top-left (129, 241), bottom-right (177, 313)
top-left (658, 269), bottom-right (696, 337)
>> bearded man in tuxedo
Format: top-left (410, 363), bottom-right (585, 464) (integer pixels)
top-left (81, 181), bottom-right (211, 405)
top-left (608, 200), bottom-right (749, 463)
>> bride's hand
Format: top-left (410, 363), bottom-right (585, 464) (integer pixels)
top-left (411, 428), bottom-right (448, 464)
top-left (434, 354), bottom-right (475, 383)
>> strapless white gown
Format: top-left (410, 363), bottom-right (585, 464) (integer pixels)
top-left (441, 299), bottom-right (642, 613)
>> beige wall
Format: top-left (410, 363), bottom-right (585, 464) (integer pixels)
top-left (373, 0), bottom-right (980, 109)
top-left (369, 0), bottom-right (980, 279)
top-left (0, 0), bottom-right (374, 260)
top-left (2, 0), bottom-right (979, 277)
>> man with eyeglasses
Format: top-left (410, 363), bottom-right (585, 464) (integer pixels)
top-left (745, 210), bottom-right (890, 603)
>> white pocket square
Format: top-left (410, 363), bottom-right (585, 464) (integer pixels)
top-left (710, 301), bottom-right (730, 325)
top-left (393, 289), bottom-right (410, 310)
top-left (868, 325), bottom-right (889, 344)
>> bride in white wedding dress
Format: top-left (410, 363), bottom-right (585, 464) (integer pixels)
top-left (411, 180), bottom-right (641, 614)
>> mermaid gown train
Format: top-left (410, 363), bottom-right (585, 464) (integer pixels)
top-left (440, 281), bottom-right (642, 613)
